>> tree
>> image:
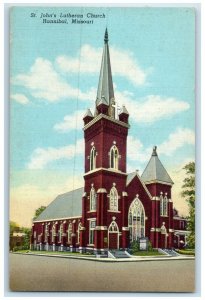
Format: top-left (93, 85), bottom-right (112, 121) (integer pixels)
top-left (10, 221), bottom-right (20, 234)
top-left (181, 162), bottom-right (195, 248)
top-left (33, 206), bottom-right (46, 221)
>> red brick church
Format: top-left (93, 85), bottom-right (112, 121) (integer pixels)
top-left (31, 29), bottom-right (188, 253)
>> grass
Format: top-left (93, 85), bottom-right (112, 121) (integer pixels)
top-left (131, 250), bottom-right (164, 256)
top-left (176, 249), bottom-right (195, 256)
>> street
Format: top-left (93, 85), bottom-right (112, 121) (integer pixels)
top-left (9, 253), bottom-right (195, 292)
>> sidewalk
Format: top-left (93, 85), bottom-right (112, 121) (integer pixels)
top-left (12, 252), bottom-right (195, 263)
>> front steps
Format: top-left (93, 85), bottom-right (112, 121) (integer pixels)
top-left (160, 248), bottom-right (180, 256)
top-left (108, 250), bottom-right (130, 259)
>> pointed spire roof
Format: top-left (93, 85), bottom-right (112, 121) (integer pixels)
top-left (83, 108), bottom-right (93, 118)
top-left (96, 28), bottom-right (115, 107)
top-left (141, 146), bottom-right (174, 185)
top-left (120, 105), bottom-right (129, 115)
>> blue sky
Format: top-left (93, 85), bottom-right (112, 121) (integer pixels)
top-left (10, 7), bottom-right (195, 226)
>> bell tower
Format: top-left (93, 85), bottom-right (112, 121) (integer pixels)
top-left (80, 29), bottom-right (130, 253)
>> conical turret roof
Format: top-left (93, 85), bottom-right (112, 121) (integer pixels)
top-left (141, 146), bottom-right (173, 185)
top-left (96, 28), bottom-right (115, 107)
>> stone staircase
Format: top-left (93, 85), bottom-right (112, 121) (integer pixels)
top-left (161, 249), bottom-right (180, 256)
top-left (109, 250), bottom-right (131, 258)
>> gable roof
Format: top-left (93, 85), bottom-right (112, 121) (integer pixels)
top-left (34, 187), bottom-right (83, 222)
top-left (141, 146), bottom-right (173, 185)
top-left (126, 171), bottom-right (153, 200)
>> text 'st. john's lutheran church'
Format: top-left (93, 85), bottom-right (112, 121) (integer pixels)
top-left (31, 30), bottom-right (188, 253)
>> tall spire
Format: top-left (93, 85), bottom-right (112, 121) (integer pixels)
top-left (96, 28), bottom-right (115, 112)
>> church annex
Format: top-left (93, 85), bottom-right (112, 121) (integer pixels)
top-left (31, 29), bottom-right (188, 253)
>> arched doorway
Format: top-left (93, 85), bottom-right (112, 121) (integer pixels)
top-left (108, 219), bottom-right (119, 249)
top-left (128, 196), bottom-right (145, 242)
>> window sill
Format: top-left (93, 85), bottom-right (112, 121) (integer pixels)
top-left (87, 210), bottom-right (97, 213)
top-left (107, 210), bottom-right (121, 213)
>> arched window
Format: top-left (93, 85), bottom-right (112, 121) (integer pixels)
top-left (68, 223), bottom-right (72, 243)
top-left (110, 145), bottom-right (119, 169)
top-left (51, 224), bottom-right (56, 243)
top-left (90, 187), bottom-right (96, 211)
top-left (108, 220), bottom-right (119, 232)
top-left (77, 222), bottom-right (82, 244)
top-left (109, 187), bottom-right (118, 211)
top-left (90, 147), bottom-right (96, 171)
top-left (128, 197), bottom-right (145, 241)
top-left (59, 223), bottom-right (63, 243)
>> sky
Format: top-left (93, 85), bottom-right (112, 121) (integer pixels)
top-left (10, 6), bottom-right (195, 227)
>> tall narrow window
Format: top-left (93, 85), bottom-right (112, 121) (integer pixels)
top-left (59, 223), bottom-right (63, 243)
top-left (128, 197), bottom-right (145, 241)
top-left (77, 222), bottom-right (82, 244)
top-left (44, 224), bottom-right (48, 242)
top-left (160, 195), bottom-right (168, 216)
top-left (90, 187), bottom-right (96, 211)
top-left (89, 220), bottom-right (96, 244)
top-left (51, 224), bottom-right (56, 243)
top-left (160, 195), bottom-right (164, 216)
top-left (110, 145), bottom-right (119, 169)
top-left (109, 187), bottom-right (118, 211)
top-left (90, 147), bottom-right (96, 171)
top-left (163, 196), bottom-right (168, 216)
top-left (68, 223), bottom-right (72, 244)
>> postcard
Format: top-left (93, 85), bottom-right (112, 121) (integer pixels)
top-left (9, 6), bottom-right (195, 292)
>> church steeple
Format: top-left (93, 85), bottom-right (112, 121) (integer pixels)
top-left (96, 28), bottom-right (115, 117)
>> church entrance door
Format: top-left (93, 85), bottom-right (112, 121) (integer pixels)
top-left (108, 219), bottom-right (119, 250)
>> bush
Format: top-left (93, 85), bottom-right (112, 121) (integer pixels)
top-left (148, 241), bottom-right (153, 251)
top-left (129, 240), bottom-right (140, 254)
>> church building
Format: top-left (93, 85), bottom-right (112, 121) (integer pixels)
top-left (31, 29), bottom-right (188, 253)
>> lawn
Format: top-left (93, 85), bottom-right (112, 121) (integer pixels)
top-left (175, 249), bottom-right (195, 256)
top-left (131, 250), bottom-right (164, 256)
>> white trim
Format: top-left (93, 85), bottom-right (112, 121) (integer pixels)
top-left (122, 191), bottom-right (128, 196)
top-left (169, 229), bottom-right (175, 232)
top-left (84, 167), bottom-right (127, 177)
top-left (107, 210), bottom-right (121, 213)
top-left (87, 210), bottom-right (97, 213)
top-left (144, 179), bottom-right (173, 186)
top-left (83, 113), bottom-right (130, 131)
top-left (152, 196), bottom-right (160, 201)
top-left (87, 217), bottom-right (96, 221)
top-left (33, 216), bottom-right (82, 223)
top-left (174, 230), bottom-right (190, 235)
top-left (95, 226), bottom-right (108, 230)
top-left (122, 227), bottom-right (129, 231)
top-left (97, 188), bottom-right (107, 193)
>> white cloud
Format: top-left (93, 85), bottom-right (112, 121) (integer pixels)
top-left (115, 92), bottom-right (190, 124)
top-left (11, 93), bottom-right (30, 105)
top-left (127, 128), bottom-right (195, 167)
top-left (127, 135), bottom-right (149, 163)
top-left (56, 44), bottom-right (147, 86)
top-left (28, 139), bottom-right (84, 169)
top-left (158, 128), bottom-right (195, 156)
top-left (12, 57), bottom-right (95, 102)
top-left (54, 110), bottom-right (86, 132)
